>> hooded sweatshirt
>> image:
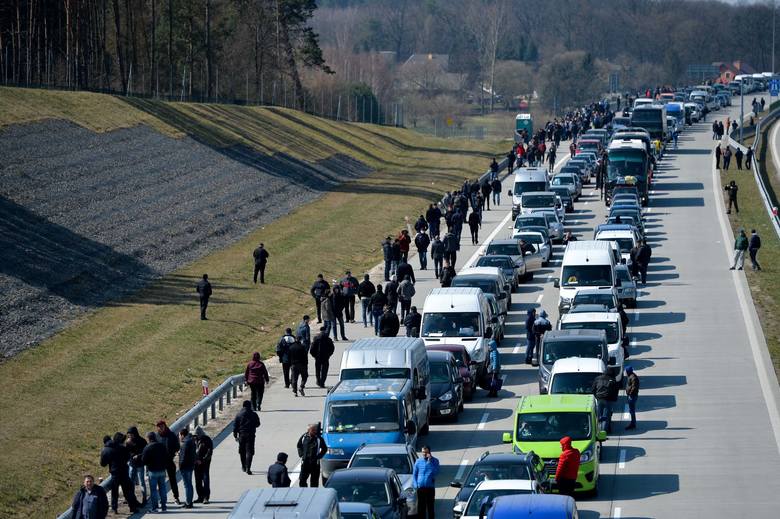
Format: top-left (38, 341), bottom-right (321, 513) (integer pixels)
top-left (488, 339), bottom-right (500, 373)
top-left (245, 352), bottom-right (270, 385)
top-left (555, 436), bottom-right (581, 481)
top-left (525, 310), bottom-right (536, 335)
top-left (126, 427), bottom-right (147, 467)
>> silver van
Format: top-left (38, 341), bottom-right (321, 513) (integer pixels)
top-left (510, 168), bottom-right (550, 218)
top-left (229, 487), bottom-right (339, 519)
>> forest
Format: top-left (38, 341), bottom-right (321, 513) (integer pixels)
top-left (0, 0), bottom-right (776, 123)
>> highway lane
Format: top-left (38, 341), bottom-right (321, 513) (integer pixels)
top-left (152, 105), bottom-right (780, 519)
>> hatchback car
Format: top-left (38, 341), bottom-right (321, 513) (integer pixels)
top-left (427, 344), bottom-right (478, 400)
top-left (347, 444), bottom-right (418, 516)
top-left (549, 186), bottom-right (574, 213)
top-left (426, 350), bottom-right (465, 420)
top-left (551, 173), bottom-right (582, 200)
top-left (476, 254), bottom-right (523, 289)
top-left (461, 480), bottom-right (537, 519)
top-left (326, 468), bottom-right (410, 519)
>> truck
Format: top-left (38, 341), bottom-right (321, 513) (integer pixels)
top-left (605, 139), bottom-right (651, 206)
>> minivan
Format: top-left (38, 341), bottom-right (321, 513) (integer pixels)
top-left (229, 487), bottom-right (340, 519)
top-left (484, 494), bottom-right (578, 519)
top-left (451, 266), bottom-right (512, 314)
top-left (558, 312), bottom-right (624, 382)
top-left (510, 168), bottom-right (550, 218)
top-left (547, 358), bottom-right (606, 395)
top-left (537, 329), bottom-right (609, 392)
top-left (554, 241), bottom-right (617, 313)
top-left (321, 377), bottom-right (428, 479)
top-left (519, 191), bottom-right (558, 217)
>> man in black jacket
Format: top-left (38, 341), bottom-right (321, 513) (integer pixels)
top-left (404, 306), bottom-right (422, 337)
top-left (310, 327), bottom-right (335, 388)
top-left (100, 432), bottom-right (141, 513)
top-left (379, 306), bottom-right (400, 337)
top-left (233, 400), bottom-right (261, 474)
top-left (414, 230), bottom-right (431, 270)
top-left (194, 427), bottom-right (213, 504)
top-left (443, 230), bottom-right (459, 267)
top-left (125, 426), bottom-right (147, 505)
top-left (592, 373), bottom-right (619, 433)
top-left (178, 428), bottom-right (196, 508)
top-left (357, 274), bottom-right (376, 328)
top-left (635, 240), bottom-right (652, 285)
top-left (297, 424), bottom-right (328, 487)
top-left (310, 274), bottom-right (330, 323)
top-left (290, 336), bottom-right (309, 397)
top-left (749, 229), bottom-right (762, 271)
top-left (71, 475), bottom-right (109, 519)
top-left (143, 431), bottom-right (170, 512)
top-left (426, 204), bottom-right (442, 238)
top-left (196, 274), bottom-right (212, 320)
top-left (396, 260), bottom-right (416, 284)
top-left (268, 452), bottom-right (292, 487)
top-left (382, 236), bottom-right (393, 281)
top-left (440, 260), bottom-right (456, 288)
top-left (430, 236), bottom-right (445, 279)
top-left (156, 420), bottom-right (180, 504)
top-left (252, 243), bottom-right (269, 284)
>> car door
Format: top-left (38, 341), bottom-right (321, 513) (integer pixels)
top-left (391, 475), bottom-right (408, 519)
top-left (451, 357), bottom-right (464, 407)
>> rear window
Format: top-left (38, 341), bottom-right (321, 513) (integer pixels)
top-left (486, 243), bottom-right (520, 256)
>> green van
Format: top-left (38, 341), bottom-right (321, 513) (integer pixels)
top-left (502, 394), bottom-right (606, 495)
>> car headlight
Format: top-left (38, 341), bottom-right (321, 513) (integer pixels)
top-left (580, 444), bottom-right (594, 463)
top-left (454, 502), bottom-right (466, 514)
top-left (327, 448), bottom-right (345, 456)
top-left (560, 296), bottom-right (572, 304)
top-left (541, 369), bottom-right (550, 382)
top-left (439, 391), bottom-right (453, 402)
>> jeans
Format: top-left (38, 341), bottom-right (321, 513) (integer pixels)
top-left (361, 298), bottom-right (372, 326)
top-left (493, 192), bottom-right (500, 205)
top-left (372, 308), bottom-right (384, 335)
top-left (429, 223), bottom-right (439, 239)
top-left (400, 299), bottom-right (412, 319)
top-left (330, 315), bottom-right (346, 340)
top-left (129, 463), bottom-right (147, 500)
top-left (314, 296), bottom-right (323, 322)
top-left (345, 295), bottom-right (355, 321)
top-left (525, 333), bottom-right (536, 362)
top-left (147, 470), bottom-right (168, 510)
top-left (238, 434), bottom-right (256, 471)
top-left (390, 260), bottom-right (398, 277)
top-left (596, 398), bottom-right (613, 432)
top-left (749, 249), bottom-right (761, 269)
top-left (281, 362), bottom-right (291, 387)
top-left (433, 257), bottom-right (443, 278)
top-left (249, 382), bottom-right (265, 410)
top-left (291, 363), bottom-right (308, 393)
top-left (384, 261), bottom-right (391, 281)
top-left (180, 468), bottom-right (194, 505)
top-left (315, 359), bottom-right (329, 387)
top-left (195, 462), bottom-right (210, 501)
top-left (627, 395), bottom-right (638, 425)
top-left (199, 297), bottom-right (209, 320)
top-left (732, 250), bottom-right (745, 269)
top-left (418, 250), bottom-right (428, 269)
top-left (323, 319), bottom-right (335, 337)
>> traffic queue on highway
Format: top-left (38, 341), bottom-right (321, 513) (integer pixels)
top-left (226, 91), bottom-right (687, 519)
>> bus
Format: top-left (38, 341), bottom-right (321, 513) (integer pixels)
top-left (630, 104), bottom-right (667, 143)
top-left (515, 113), bottom-right (533, 143)
top-left (606, 139), bottom-right (651, 206)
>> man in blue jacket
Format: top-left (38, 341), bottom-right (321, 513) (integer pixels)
top-left (70, 474), bottom-right (109, 519)
top-left (412, 445), bottom-right (440, 519)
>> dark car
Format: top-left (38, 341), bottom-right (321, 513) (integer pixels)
top-left (475, 254), bottom-right (522, 289)
top-left (449, 452), bottom-right (549, 518)
top-left (427, 344), bottom-right (478, 401)
top-left (326, 468), bottom-right (409, 519)
top-left (549, 186), bottom-right (574, 213)
top-left (426, 350), bottom-right (464, 421)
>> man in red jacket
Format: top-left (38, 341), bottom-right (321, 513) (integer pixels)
top-left (555, 436), bottom-right (580, 497)
top-left (245, 352), bottom-right (270, 411)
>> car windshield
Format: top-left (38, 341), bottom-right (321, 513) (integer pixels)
top-left (465, 489), bottom-right (531, 515)
top-left (561, 265), bottom-right (613, 286)
top-left (451, 277), bottom-right (498, 296)
top-left (486, 243), bottom-right (520, 256)
top-left (341, 368), bottom-right (411, 380)
top-left (326, 401), bottom-right (400, 433)
top-left (515, 217), bottom-right (546, 228)
top-left (514, 182), bottom-right (547, 195)
top-left (616, 269), bottom-right (632, 282)
top-left (598, 237), bottom-right (634, 253)
top-left (522, 195), bottom-right (555, 208)
top-left (516, 412), bottom-right (592, 442)
top-left (552, 176), bottom-right (574, 186)
top-left (341, 513), bottom-right (370, 519)
top-left (328, 479), bottom-right (391, 508)
top-left (465, 462), bottom-right (531, 487)
top-left (430, 361), bottom-right (452, 383)
top-left (422, 312), bottom-right (481, 337)
top-left (542, 339), bottom-right (604, 365)
top-left (550, 187), bottom-right (570, 199)
top-left (561, 321), bottom-right (619, 343)
top-left (351, 453), bottom-right (412, 474)
top-left (477, 256), bottom-right (512, 269)
top-left (550, 372), bottom-right (602, 395)
top-left (608, 152), bottom-right (646, 180)
top-left (573, 293), bottom-right (616, 309)
top-left (516, 234), bottom-right (543, 244)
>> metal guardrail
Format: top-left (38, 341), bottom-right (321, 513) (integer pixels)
top-left (56, 374), bottom-right (246, 519)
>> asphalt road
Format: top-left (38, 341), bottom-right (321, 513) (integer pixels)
top-left (149, 103), bottom-right (780, 518)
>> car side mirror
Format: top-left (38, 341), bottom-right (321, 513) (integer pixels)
top-left (553, 278), bottom-right (560, 288)
top-left (490, 316), bottom-right (498, 324)
top-left (502, 432), bottom-right (512, 443)
top-left (406, 420), bottom-right (417, 435)
top-left (484, 326), bottom-right (493, 338)
top-left (497, 293), bottom-right (507, 300)
top-left (608, 356), bottom-right (617, 366)
top-left (450, 480), bottom-right (463, 488)
top-left (507, 190), bottom-right (512, 196)
top-left (416, 388), bottom-right (427, 401)
top-left (597, 430), bottom-right (608, 442)
top-left (622, 336), bottom-right (630, 346)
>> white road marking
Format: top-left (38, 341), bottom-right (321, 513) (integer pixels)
top-left (646, 207), bottom-right (653, 213)
top-left (630, 337), bottom-right (637, 347)
top-left (455, 459), bottom-right (470, 481)
top-left (288, 461), bottom-right (303, 486)
top-left (633, 309), bottom-right (640, 322)
top-left (618, 449), bottom-right (627, 469)
top-left (464, 211), bottom-right (513, 268)
top-left (512, 345), bottom-right (521, 354)
top-left (584, 201), bottom-right (590, 205)
top-left (614, 506), bottom-right (622, 519)
top-left (477, 412), bottom-right (489, 430)
top-left (535, 294), bottom-right (544, 304)
top-left (554, 156), bottom-right (569, 170)
top-left (623, 404), bottom-right (630, 420)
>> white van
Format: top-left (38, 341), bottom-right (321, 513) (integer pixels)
top-left (554, 241), bottom-right (617, 313)
top-left (510, 168), bottom-right (550, 218)
top-left (633, 98), bottom-right (654, 109)
top-left (595, 228), bottom-right (637, 266)
top-left (340, 337), bottom-right (430, 397)
top-left (519, 191), bottom-right (558, 217)
top-left (229, 488), bottom-right (339, 519)
top-left (420, 288), bottom-right (494, 387)
top-left (548, 358), bottom-right (607, 395)
top-left (558, 311), bottom-right (625, 382)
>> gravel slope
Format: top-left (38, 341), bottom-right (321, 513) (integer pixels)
top-left (0, 120), bottom-right (371, 357)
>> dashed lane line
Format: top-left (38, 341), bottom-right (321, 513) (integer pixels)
top-left (477, 413), bottom-right (490, 430)
top-left (535, 294), bottom-right (544, 304)
top-left (454, 459), bottom-right (470, 481)
top-left (618, 448), bottom-right (627, 469)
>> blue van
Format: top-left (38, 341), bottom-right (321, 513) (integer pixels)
top-left (321, 378), bottom-right (424, 480)
top-left (484, 494), bottom-right (577, 518)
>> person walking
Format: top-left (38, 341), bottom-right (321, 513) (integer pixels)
top-left (321, 289), bottom-right (336, 340)
top-left (397, 275), bottom-right (416, 320)
top-left (592, 372), bottom-right (618, 433)
top-left (506, 149), bottom-right (516, 174)
top-left (625, 366), bottom-right (640, 430)
top-left (382, 236), bottom-right (393, 281)
top-left (245, 352), bottom-right (270, 411)
top-left (635, 240), bottom-right (652, 285)
top-left (723, 146), bottom-right (732, 170)
top-left (310, 326), bottom-right (335, 388)
top-left (385, 276), bottom-right (399, 314)
top-left (156, 420), bottom-right (180, 505)
top-left (396, 259), bottom-right (416, 284)
top-left (715, 145), bottom-right (722, 169)
top-left (193, 427), bottom-right (213, 504)
top-left (415, 230), bottom-right (431, 270)
top-left (748, 229), bottom-right (762, 271)
top-left (142, 431), bottom-right (169, 512)
top-left (489, 157), bottom-right (499, 180)
top-left (178, 428), bottom-right (196, 508)
top-left (725, 180), bottom-right (739, 214)
top-left (252, 243), bottom-right (269, 284)
top-left (735, 147), bottom-right (744, 170)
top-left (404, 306), bottom-right (422, 337)
top-left (70, 474), bottom-right (109, 519)
top-left (289, 335), bottom-right (309, 397)
top-left (467, 208), bottom-right (480, 245)
top-left (369, 285), bottom-right (388, 336)
top-left (414, 214), bottom-right (429, 235)
top-left (331, 285), bottom-right (349, 341)
top-left (267, 452), bottom-right (292, 488)
top-left (532, 310), bottom-right (552, 362)
top-left (398, 229), bottom-right (412, 263)
top-left (443, 229), bottom-right (459, 267)
top-left (430, 236), bottom-right (445, 279)
top-left (297, 315), bottom-right (311, 351)
top-left (297, 424), bottom-right (328, 487)
top-left (233, 400), bottom-right (260, 474)
top-left (125, 426), bottom-right (147, 506)
top-left (196, 274), bottom-right (212, 320)
top-left (379, 305), bottom-right (400, 337)
top-left (487, 331), bottom-right (501, 397)
top-left (412, 446), bottom-right (440, 519)
top-left (491, 177), bottom-right (501, 207)
top-left (426, 204), bottom-right (442, 239)
top-left (481, 179), bottom-right (492, 210)
top-left (100, 432), bottom-right (141, 514)
top-left (555, 437), bottom-right (581, 497)
top-left (357, 275), bottom-right (376, 328)
top-left (440, 260), bottom-right (456, 288)
top-left (524, 308), bottom-right (537, 365)
top-left (340, 271), bottom-right (359, 323)
top-left (730, 229), bottom-right (749, 271)
top-left (746, 146), bottom-right (754, 169)
top-left (310, 274), bottom-right (330, 323)
top-left (276, 329), bottom-right (296, 388)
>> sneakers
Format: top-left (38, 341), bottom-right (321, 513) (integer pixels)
top-left (246, 470), bottom-right (253, 475)
top-left (203, 499), bottom-right (210, 504)
top-left (300, 387), bottom-right (306, 396)
top-left (729, 267), bottom-right (735, 270)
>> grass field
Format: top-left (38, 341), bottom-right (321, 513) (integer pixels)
top-left (0, 87), bottom-right (504, 517)
top-left (720, 127), bottom-right (780, 378)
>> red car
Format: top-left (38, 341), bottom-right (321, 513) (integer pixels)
top-left (426, 344), bottom-right (478, 401)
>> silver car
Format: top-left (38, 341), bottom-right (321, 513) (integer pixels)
top-left (532, 209), bottom-right (565, 242)
top-left (615, 264), bottom-right (638, 308)
top-left (347, 443), bottom-right (419, 516)
top-left (551, 173), bottom-right (582, 200)
top-left (513, 230), bottom-right (552, 266)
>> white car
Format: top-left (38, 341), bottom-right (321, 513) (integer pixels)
top-left (595, 229), bottom-right (637, 266)
top-left (532, 209), bottom-right (565, 242)
top-left (548, 357), bottom-right (606, 395)
top-left (513, 231), bottom-right (552, 266)
top-left (347, 443), bottom-right (419, 516)
top-left (551, 173), bottom-right (582, 200)
top-left (558, 310), bottom-right (625, 383)
top-left (461, 479), bottom-right (538, 519)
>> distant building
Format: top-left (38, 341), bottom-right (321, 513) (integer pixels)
top-left (402, 53), bottom-right (450, 70)
top-left (712, 60), bottom-right (757, 84)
